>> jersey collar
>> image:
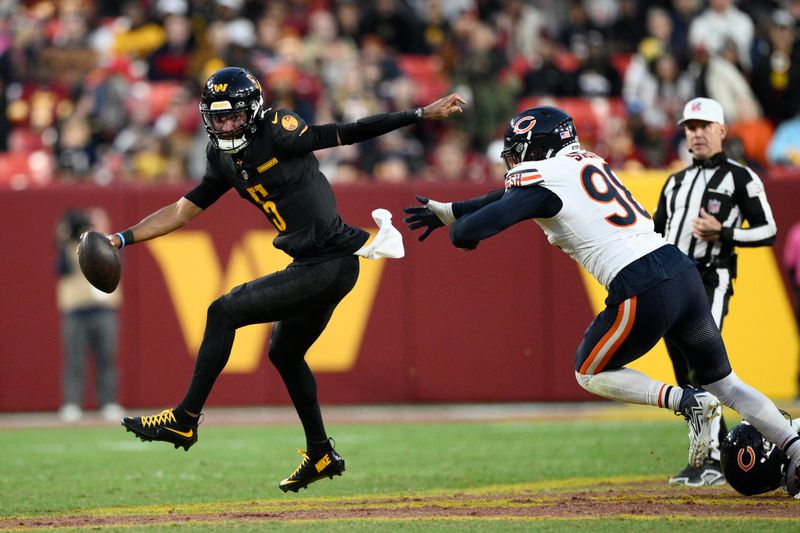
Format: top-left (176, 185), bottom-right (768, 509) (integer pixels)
top-left (692, 151), bottom-right (726, 168)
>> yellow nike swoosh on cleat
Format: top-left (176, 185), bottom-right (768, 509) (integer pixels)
top-left (163, 427), bottom-right (194, 438)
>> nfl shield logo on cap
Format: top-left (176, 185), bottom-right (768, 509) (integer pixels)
top-left (678, 98), bottom-right (725, 126)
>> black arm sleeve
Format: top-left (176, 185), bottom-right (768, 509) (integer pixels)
top-left (335, 109), bottom-right (420, 145)
top-left (452, 188), bottom-right (506, 218)
top-left (450, 186), bottom-right (563, 249)
top-left (272, 109), bottom-right (420, 156)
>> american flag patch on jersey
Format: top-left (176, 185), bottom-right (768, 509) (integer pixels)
top-left (504, 170), bottom-right (543, 189)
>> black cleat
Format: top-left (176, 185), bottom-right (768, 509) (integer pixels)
top-left (668, 458), bottom-right (725, 487)
top-left (786, 462), bottom-right (800, 499)
top-left (121, 408), bottom-right (198, 451)
top-left (279, 445), bottom-right (345, 493)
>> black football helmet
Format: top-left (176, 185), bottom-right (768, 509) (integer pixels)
top-left (500, 106), bottom-right (578, 169)
top-left (720, 421), bottom-right (789, 496)
top-left (200, 67), bottom-right (264, 153)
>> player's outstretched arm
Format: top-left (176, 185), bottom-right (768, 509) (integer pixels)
top-left (277, 94), bottom-right (466, 157)
top-left (403, 189), bottom-right (505, 242)
top-left (333, 93), bottom-right (466, 146)
top-left (109, 197), bottom-right (203, 249)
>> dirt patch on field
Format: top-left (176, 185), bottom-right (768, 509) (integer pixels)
top-left (3, 480), bottom-right (796, 529)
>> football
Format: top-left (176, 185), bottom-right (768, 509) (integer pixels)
top-left (78, 231), bottom-right (121, 293)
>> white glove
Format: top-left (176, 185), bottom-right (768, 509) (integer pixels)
top-left (423, 197), bottom-right (456, 225)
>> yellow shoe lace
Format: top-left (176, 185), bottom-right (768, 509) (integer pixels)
top-left (289, 449), bottom-right (310, 479)
top-left (141, 409), bottom-right (177, 428)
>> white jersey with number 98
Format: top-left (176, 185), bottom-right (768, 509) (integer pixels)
top-left (505, 149), bottom-right (667, 288)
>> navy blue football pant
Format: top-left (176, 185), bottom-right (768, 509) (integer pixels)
top-left (665, 265), bottom-right (733, 388)
top-left (575, 266), bottom-right (732, 385)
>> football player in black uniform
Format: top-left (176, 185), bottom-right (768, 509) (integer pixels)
top-left (111, 66), bottom-right (465, 492)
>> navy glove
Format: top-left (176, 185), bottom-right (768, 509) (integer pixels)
top-left (403, 196), bottom-right (455, 241)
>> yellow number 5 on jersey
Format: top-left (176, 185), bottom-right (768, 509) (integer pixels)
top-left (246, 184), bottom-right (287, 232)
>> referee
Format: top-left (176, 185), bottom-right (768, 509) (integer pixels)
top-left (654, 97), bottom-right (777, 487)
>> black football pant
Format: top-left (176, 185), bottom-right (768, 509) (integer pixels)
top-left (178, 255), bottom-right (359, 450)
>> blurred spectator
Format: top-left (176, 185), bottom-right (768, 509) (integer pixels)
top-left (85, 62), bottom-right (133, 146)
top-left (301, 8), bottom-right (358, 89)
top-left (726, 98), bottom-right (774, 168)
top-left (493, 0), bottom-right (547, 60)
top-left (560, 0), bottom-right (599, 58)
top-left (624, 47), bottom-right (694, 135)
top-left (7, 57), bottom-right (74, 138)
top-left (147, 11), bottom-right (197, 80)
top-left (451, 18), bottom-right (515, 151)
top-left (573, 31), bottom-right (622, 97)
top-left (422, 131), bottom-right (487, 183)
top-left (669, 0), bottom-right (702, 64)
top-left (752, 9), bottom-right (800, 125)
top-left (767, 112), bottom-right (800, 166)
top-left (688, 0), bottom-right (754, 71)
top-left (111, 0), bottom-right (166, 60)
top-left (596, 116), bottom-right (648, 171)
top-left (54, 114), bottom-right (96, 181)
top-left (643, 6), bottom-right (677, 55)
top-left (333, 0), bottom-right (362, 44)
top-left (686, 44), bottom-right (762, 124)
top-left (358, 0), bottom-right (426, 54)
top-left (412, 0), bottom-right (456, 55)
top-left (55, 207), bottom-right (123, 423)
top-left (41, 7), bottom-right (98, 92)
top-left (608, 0), bottom-right (646, 53)
top-left (373, 154), bottom-right (411, 183)
top-left (247, 12), bottom-right (282, 78)
top-left (521, 35), bottom-right (577, 97)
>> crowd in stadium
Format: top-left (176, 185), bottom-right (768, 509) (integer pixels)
top-left (0, 0), bottom-right (798, 188)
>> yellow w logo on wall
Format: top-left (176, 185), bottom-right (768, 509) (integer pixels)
top-left (213, 83), bottom-right (228, 92)
top-left (145, 230), bottom-right (384, 374)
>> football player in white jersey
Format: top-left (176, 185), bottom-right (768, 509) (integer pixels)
top-left (404, 106), bottom-right (800, 497)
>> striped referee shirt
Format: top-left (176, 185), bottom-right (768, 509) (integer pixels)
top-left (653, 152), bottom-right (776, 268)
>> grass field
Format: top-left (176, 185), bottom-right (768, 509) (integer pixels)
top-left (1, 405), bottom-right (797, 531)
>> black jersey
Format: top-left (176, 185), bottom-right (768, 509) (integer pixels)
top-left (185, 109), bottom-right (369, 264)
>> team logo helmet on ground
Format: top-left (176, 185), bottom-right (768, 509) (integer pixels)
top-left (720, 421), bottom-right (788, 496)
top-left (500, 106), bottom-right (578, 169)
top-left (200, 67), bottom-right (264, 153)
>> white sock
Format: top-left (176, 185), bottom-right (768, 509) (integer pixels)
top-left (575, 368), bottom-right (683, 411)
